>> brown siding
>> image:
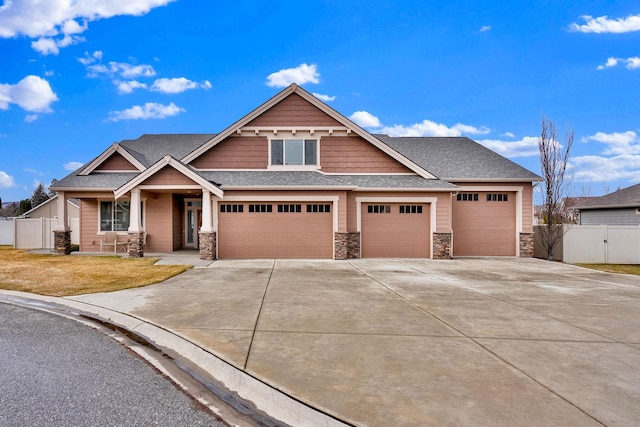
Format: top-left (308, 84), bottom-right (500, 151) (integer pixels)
top-left (321, 136), bottom-right (412, 173)
top-left (247, 93), bottom-right (342, 127)
top-left (95, 153), bottom-right (138, 171)
top-left (142, 166), bottom-right (197, 186)
top-left (144, 193), bottom-right (174, 252)
top-left (190, 136), bottom-right (268, 169)
top-left (78, 199), bottom-right (127, 252)
top-left (172, 195), bottom-right (183, 250)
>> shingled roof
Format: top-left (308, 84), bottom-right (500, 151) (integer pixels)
top-left (375, 135), bottom-right (542, 181)
top-left (575, 183), bottom-right (640, 210)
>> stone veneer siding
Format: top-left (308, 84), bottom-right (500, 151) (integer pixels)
top-left (199, 231), bottom-right (216, 260)
top-left (334, 232), bottom-right (361, 259)
top-left (53, 230), bottom-right (71, 255)
top-left (127, 232), bottom-right (145, 258)
top-left (519, 232), bottom-right (534, 258)
top-left (433, 233), bottom-right (452, 259)
top-left (347, 232), bottom-right (360, 259)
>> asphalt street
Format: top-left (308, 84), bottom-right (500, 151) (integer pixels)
top-left (0, 302), bottom-right (227, 427)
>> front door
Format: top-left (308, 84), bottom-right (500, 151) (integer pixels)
top-left (185, 200), bottom-right (202, 249)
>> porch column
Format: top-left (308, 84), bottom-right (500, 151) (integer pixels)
top-left (53, 191), bottom-right (71, 255)
top-left (127, 189), bottom-right (145, 258)
top-left (199, 190), bottom-right (216, 260)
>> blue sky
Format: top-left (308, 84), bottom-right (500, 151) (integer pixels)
top-left (1, 0), bottom-right (639, 203)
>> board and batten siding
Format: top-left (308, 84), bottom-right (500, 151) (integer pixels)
top-left (579, 208), bottom-right (640, 226)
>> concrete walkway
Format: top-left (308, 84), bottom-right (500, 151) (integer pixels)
top-left (6, 258), bottom-right (640, 426)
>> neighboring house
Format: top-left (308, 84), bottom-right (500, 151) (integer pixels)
top-left (573, 184), bottom-right (640, 225)
top-left (12, 195), bottom-right (80, 249)
top-left (50, 84), bottom-right (541, 259)
top-left (21, 195), bottom-right (80, 221)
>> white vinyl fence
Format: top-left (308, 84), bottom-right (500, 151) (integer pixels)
top-left (0, 220), bottom-right (13, 245)
top-left (12, 218), bottom-right (79, 250)
top-left (561, 224), bottom-right (640, 264)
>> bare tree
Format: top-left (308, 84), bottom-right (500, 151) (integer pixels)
top-left (536, 116), bottom-right (574, 260)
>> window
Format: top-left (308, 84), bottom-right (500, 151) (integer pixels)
top-left (277, 204), bottom-right (302, 213)
top-left (271, 139), bottom-right (317, 166)
top-left (399, 205), bottom-right (423, 214)
top-left (100, 200), bottom-right (136, 232)
top-left (307, 204), bottom-right (331, 213)
top-left (220, 204), bottom-right (244, 213)
top-left (248, 204), bottom-right (272, 213)
top-left (367, 205), bottom-right (391, 214)
top-left (456, 193), bottom-right (478, 202)
top-left (487, 193), bottom-right (509, 202)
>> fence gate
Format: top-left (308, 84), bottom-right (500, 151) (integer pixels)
top-left (562, 224), bottom-right (640, 264)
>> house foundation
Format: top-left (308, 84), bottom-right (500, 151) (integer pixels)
top-left (128, 232), bottom-right (145, 258)
top-left (519, 232), bottom-right (534, 257)
top-left (53, 230), bottom-right (71, 255)
top-left (199, 231), bottom-right (216, 260)
top-left (433, 233), bottom-right (452, 259)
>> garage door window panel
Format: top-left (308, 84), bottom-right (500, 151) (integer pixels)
top-left (367, 205), bottom-right (391, 214)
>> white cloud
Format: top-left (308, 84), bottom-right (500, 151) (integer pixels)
top-left (583, 131), bottom-right (640, 155)
top-left (78, 50), bottom-right (103, 65)
top-left (0, 171), bottom-right (16, 188)
top-left (64, 161), bottom-right (84, 171)
top-left (107, 102), bottom-right (185, 121)
top-left (312, 92), bottom-right (335, 102)
top-left (31, 37), bottom-right (59, 55)
top-left (597, 56), bottom-right (640, 70)
top-left (87, 61), bottom-right (156, 78)
top-left (570, 130), bottom-right (640, 183)
top-left (266, 63), bottom-right (320, 87)
top-left (0, 75), bottom-right (58, 112)
top-left (349, 110), bottom-right (490, 138)
top-left (0, 0), bottom-right (175, 56)
top-left (477, 136), bottom-right (540, 157)
top-left (150, 77), bottom-right (211, 94)
top-left (571, 154), bottom-right (640, 183)
top-left (502, 132), bottom-right (515, 138)
top-left (569, 14), bottom-right (640, 34)
top-left (382, 120), bottom-right (488, 137)
top-left (479, 25), bottom-right (492, 32)
top-left (349, 111), bottom-right (381, 128)
top-left (115, 80), bottom-right (148, 94)
top-left (24, 114), bottom-right (38, 122)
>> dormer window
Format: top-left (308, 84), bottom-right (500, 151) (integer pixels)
top-left (271, 139), bottom-right (318, 166)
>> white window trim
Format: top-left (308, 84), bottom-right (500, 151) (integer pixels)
top-left (356, 196), bottom-right (438, 259)
top-left (267, 133), bottom-right (321, 171)
top-left (97, 198), bottom-right (145, 235)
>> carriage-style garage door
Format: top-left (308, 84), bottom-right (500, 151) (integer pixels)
top-left (218, 202), bottom-right (333, 259)
top-left (361, 203), bottom-right (430, 258)
top-left (452, 192), bottom-right (516, 256)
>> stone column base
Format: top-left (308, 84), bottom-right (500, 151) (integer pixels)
top-left (199, 231), bottom-right (216, 260)
top-left (334, 232), bottom-right (361, 260)
top-left (519, 232), bottom-right (534, 257)
top-left (433, 233), bottom-right (452, 259)
top-left (53, 230), bottom-right (71, 255)
top-left (128, 232), bottom-right (145, 258)
top-left (347, 232), bottom-right (361, 259)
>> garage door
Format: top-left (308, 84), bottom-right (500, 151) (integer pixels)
top-left (218, 202), bottom-right (333, 259)
top-left (452, 192), bottom-right (516, 256)
top-left (361, 203), bottom-right (430, 258)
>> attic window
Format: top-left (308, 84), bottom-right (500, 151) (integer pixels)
top-left (271, 139), bottom-right (317, 166)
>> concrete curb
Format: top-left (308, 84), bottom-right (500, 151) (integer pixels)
top-left (0, 290), bottom-right (349, 427)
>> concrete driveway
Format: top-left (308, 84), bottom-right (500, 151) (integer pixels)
top-left (70, 258), bottom-right (640, 426)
